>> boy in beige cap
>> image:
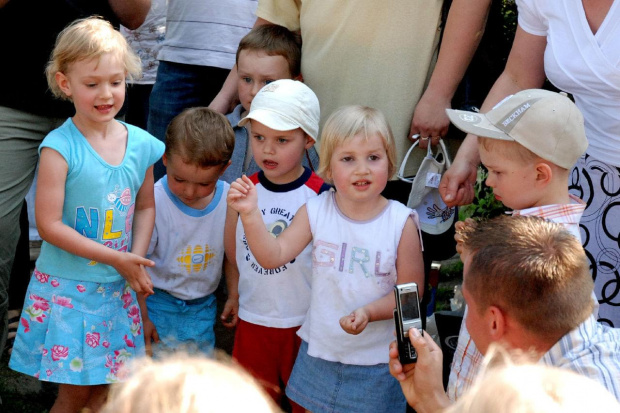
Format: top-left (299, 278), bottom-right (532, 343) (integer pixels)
top-left (443, 88), bottom-right (590, 400)
top-left (226, 79), bottom-right (330, 411)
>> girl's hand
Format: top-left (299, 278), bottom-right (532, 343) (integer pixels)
top-left (339, 307), bottom-right (371, 335)
top-left (113, 252), bottom-right (155, 296)
top-left (227, 175), bottom-right (259, 216)
top-left (221, 296), bottom-right (239, 328)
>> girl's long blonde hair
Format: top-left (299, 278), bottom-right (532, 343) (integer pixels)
top-left (46, 17), bottom-right (141, 100)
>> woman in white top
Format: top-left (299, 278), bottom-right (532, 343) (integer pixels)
top-left (440, 0), bottom-right (620, 327)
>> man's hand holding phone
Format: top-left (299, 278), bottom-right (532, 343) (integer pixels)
top-left (388, 328), bottom-right (450, 413)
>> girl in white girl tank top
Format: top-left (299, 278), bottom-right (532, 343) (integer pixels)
top-left (228, 105), bottom-right (424, 413)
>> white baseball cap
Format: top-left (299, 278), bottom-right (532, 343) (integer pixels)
top-left (446, 89), bottom-right (588, 169)
top-left (238, 79), bottom-right (320, 141)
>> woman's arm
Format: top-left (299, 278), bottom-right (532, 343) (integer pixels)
top-left (439, 26), bottom-right (547, 206)
top-left (108, 0), bottom-right (151, 29)
top-left (411, 0), bottom-right (492, 147)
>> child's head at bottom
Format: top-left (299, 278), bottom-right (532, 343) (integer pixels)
top-left (447, 89), bottom-right (588, 210)
top-left (101, 352), bottom-right (281, 413)
top-left (444, 344), bottom-right (620, 413)
top-left (318, 105), bottom-right (397, 188)
top-left (164, 107), bottom-right (235, 208)
top-left (238, 79), bottom-right (318, 184)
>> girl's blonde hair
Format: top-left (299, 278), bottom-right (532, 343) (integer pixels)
top-left (46, 17), bottom-right (142, 100)
top-left (318, 105), bottom-right (397, 183)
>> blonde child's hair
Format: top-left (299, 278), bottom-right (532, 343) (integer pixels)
top-left (478, 137), bottom-right (569, 171)
top-left (445, 344), bottom-right (620, 413)
top-left (101, 352), bottom-right (282, 413)
top-left (165, 107), bottom-right (235, 168)
top-left (461, 215), bottom-right (593, 341)
top-left (236, 24), bottom-right (302, 78)
top-left (46, 17), bottom-right (142, 100)
top-left (318, 105), bottom-right (397, 183)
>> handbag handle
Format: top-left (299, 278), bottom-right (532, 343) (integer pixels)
top-left (397, 138), bottom-right (451, 183)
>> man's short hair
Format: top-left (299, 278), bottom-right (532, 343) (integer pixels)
top-left (462, 215), bottom-right (593, 340)
top-left (235, 24), bottom-right (302, 78)
top-left (165, 107), bottom-right (234, 168)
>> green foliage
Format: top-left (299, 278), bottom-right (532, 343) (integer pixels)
top-left (502, 0), bottom-right (518, 44)
top-left (459, 166), bottom-right (508, 221)
top-left (439, 260), bottom-right (464, 279)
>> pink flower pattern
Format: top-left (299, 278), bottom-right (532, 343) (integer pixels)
top-left (121, 290), bottom-right (133, 309)
top-left (20, 317), bottom-right (30, 333)
top-left (52, 295), bottom-right (74, 308)
top-left (86, 332), bottom-right (100, 348)
top-left (51, 345), bottom-right (69, 361)
top-left (127, 305), bottom-right (141, 324)
top-left (16, 271), bottom-right (145, 383)
top-left (30, 294), bottom-right (50, 312)
top-left (34, 270), bottom-right (49, 284)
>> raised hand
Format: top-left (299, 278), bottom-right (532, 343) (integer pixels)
top-left (227, 175), bottom-right (259, 216)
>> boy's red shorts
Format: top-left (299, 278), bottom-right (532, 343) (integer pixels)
top-left (233, 319), bottom-right (303, 411)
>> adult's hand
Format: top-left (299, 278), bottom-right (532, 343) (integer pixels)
top-left (439, 133), bottom-right (480, 207)
top-left (409, 90), bottom-right (452, 150)
top-left (389, 328), bottom-right (451, 413)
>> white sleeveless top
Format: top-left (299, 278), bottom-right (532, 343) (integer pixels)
top-left (299, 191), bottom-right (417, 365)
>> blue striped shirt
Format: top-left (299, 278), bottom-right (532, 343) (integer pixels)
top-left (541, 315), bottom-right (620, 400)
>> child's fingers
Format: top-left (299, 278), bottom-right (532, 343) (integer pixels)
top-left (138, 257), bottom-right (155, 268)
top-left (241, 174), bottom-right (254, 187)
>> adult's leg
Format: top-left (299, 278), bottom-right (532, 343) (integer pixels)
top-left (147, 61), bottom-right (230, 181)
top-left (0, 106), bottom-right (64, 355)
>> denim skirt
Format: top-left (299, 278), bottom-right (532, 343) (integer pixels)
top-left (286, 341), bottom-right (406, 413)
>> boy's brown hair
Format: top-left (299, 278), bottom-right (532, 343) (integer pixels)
top-left (165, 107), bottom-right (235, 168)
top-left (462, 215), bottom-right (593, 341)
top-left (235, 24), bottom-right (302, 78)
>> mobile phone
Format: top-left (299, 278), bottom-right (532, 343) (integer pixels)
top-left (394, 282), bottom-right (422, 364)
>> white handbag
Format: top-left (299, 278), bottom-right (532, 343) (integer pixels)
top-left (397, 139), bottom-right (456, 235)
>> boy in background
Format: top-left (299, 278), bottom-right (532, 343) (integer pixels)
top-left (444, 89), bottom-right (590, 400)
top-left (226, 80), bottom-right (330, 410)
top-left (221, 24), bottom-right (319, 183)
top-left (142, 107), bottom-right (238, 356)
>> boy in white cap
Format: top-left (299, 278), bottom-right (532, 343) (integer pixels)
top-left (226, 79), bottom-right (330, 411)
top-left (443, 88), bottom-right (590, 400)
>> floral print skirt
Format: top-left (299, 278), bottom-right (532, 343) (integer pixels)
top-left (9, 269), bottom-right (145, 385)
